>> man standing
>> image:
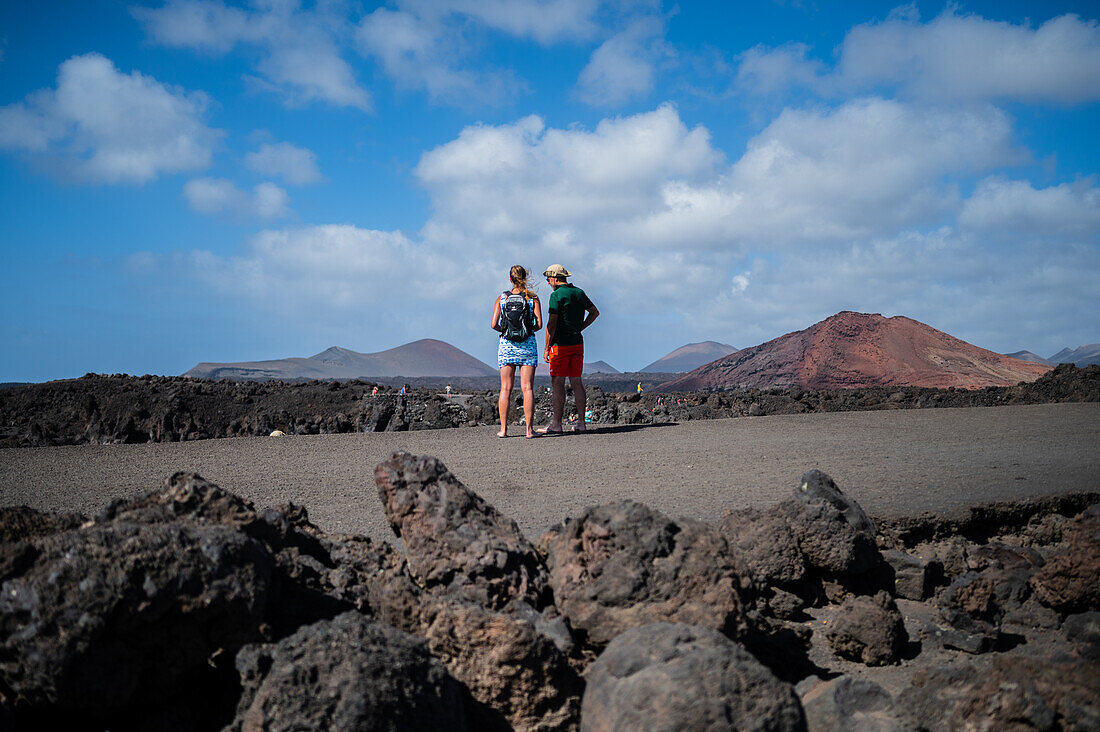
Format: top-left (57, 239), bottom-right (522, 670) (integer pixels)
top-left (538, 264), bottom-right (599, 434)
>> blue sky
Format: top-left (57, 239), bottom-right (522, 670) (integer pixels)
top-left (2, 0), bottom-right (1099, 380)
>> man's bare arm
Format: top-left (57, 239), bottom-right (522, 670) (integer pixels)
top-left (544, 313), bottom-right (558, 362)
top-left (581, 303), bottom-right (599, 331)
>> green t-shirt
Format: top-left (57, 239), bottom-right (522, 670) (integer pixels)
top-left (547, 283), bottom-right (593, 347)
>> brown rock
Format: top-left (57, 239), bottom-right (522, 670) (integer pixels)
top-left (580, 623), bottom-right (806, 731)
top-left (419, 600), bottom-right (583, 732)
top-left (539, 500), bottom-right (751, 648)
top-left (900, 655), bottom-right (1100, 731)
top-left (1030, 505), bottom-right (1100, 613)
top-left (375, 451), bottom-right (551, 611)
top-left (826, 591), bottom-right (908, 666)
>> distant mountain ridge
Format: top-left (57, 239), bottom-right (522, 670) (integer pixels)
top-left (661, 311), bottom-right (1052, 391)
top-left (640, 341), bottom-right (739, 373)
top-left (184, 339), bottom-right (495, 381)
top-left (582, 360), bottom-right (621, 375)
top-left (1002, 344), bottom-right (1100, 367)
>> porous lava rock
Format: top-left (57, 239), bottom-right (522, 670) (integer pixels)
top-left (881, 549), bottom-right (942, 600)
top-left (799, 676), bottom-right (899, 731)
top-left (538, 500), bottom-right (751, 648)
top-left (0, 519), bottom-right (272, 726)
top-left (899, 655), bottom-right (1100, 731)
top-left (229, 611), bottom-right (473, 732)
top-left (1030, 505), bottom-right (1100, 613)
top-left (778, 471), bottom-right (883, 582)
top-left (719, 505), bottom-right (807, 587)
top-left (320, 532), bottom-right (426, 634)
top-left (375, 451), bottom-right (552, 612)
top-left (580, 623), bottom-right (806, 732)
top-left (0, 505), bottom-right (85, 543)
top-left (417, 600), bottom-right (583, 732)
top-left (825, 591), bottom-right (908, 666)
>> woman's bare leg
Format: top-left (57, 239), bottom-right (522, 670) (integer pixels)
top-left (520, 364), bottom-right (536, 437)
top-left (498, 365), bottom-right (516, 437)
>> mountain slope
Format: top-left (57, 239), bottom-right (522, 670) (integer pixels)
top-left (184, 339), bottom-right (495, 380)
top-left (640, 341), bottom-right (739, 373)
top-left (660, 312), bottom-right (1051, 391)
top-left (1048, 344), bottom-right (1100, 367)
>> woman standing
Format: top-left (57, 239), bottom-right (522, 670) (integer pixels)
top-left (491, 265), bottom-right (542, 438)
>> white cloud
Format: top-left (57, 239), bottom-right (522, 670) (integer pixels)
top-left (245, 141), bottom-right (321, 185)
top-left (398, 0), bottom-right (600, 44)
top-left (135, 0), bottom-right (371, 111)
top-left (169, 223), bottom-right (494, 312)
top-left (739, 10), bottom-right (1100, 105)
top-left (416, 103), bottom-right (722, 241)
top-left (836, 11), bottom-right (1100, 104)
top-left (417, 99), bottom-right (1018, 253)
top-left (960, 177), bottom-right (1100, 236)
top-left (183, 177), bottom-right (290, 220)
top-left (0, 53), bottom-right (218, 183)
top-left (355, 7), bottom-right (521, 106)
top-left (735, 42), bottom-right (825, 96)
top-left (576, 15), bottom-right (671, 106)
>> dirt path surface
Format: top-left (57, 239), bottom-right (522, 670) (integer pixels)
top-left (3, 403), bottom-right (1097, 545)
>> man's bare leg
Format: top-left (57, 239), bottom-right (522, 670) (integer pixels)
top-left (537, 375), bottom-right (567, 433)
top-left (570, 375), bottom-right (586, 431)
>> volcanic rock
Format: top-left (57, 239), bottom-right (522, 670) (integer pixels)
top-left (0, 519), bottom-right (272, 727)
top-left (779, 470), bottom-right (883, 579)
top-left (1030, 505), bottom-right (1100, 613)
top-left (375, 451), bottom-right (552, 612)
top-left (881, 549), bottom-right (942, 600)
top-left (825, 592), bottom-right (908, 666)
top-left (899, 655), bottom-right (1100, 731)
top-left (417, 600), bottom-right (582, 732)
top-left (580, 623), bottom-right (806, 732)
top-left (800, 676), bottom-right (899, 731)
top-left (660, 311), bottom-right (1052, 391)
top-left (320, 532), bottom-right (425, 634)
top-left (538, 500), bottom-right (751, 648)
top-left (719, 505), bottom-right (807, 588)
top-left (229, 611), bottom-right (473, 732)
top-left (0, 505), bottom-right (84, 543)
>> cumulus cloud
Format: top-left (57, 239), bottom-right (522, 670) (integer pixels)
top-left (355, 6), bottom-right (522, 106)
top-left (735, 42), bottom-right (825, 96)
top-left (837, 10), bottom-right (1100, 104)
top-left (737, 10), bottom-right (1100, 105)
top-left (576, 15), bottom-right (672, 106)
top-left (168, 223), bottom-right (494, 315)
top-left (0, 53), bottom-right (218, 183)
top-left (398, 0), bottom-right (600, 44)
top-left (135, 0), bottom-right (371, 110)
top-left (417, 99), bottom-right (1018, 252)
top-left (960, 177), bottom-right (1100, 236)
top-left (416, 104), bottom-right (721, 242)
top-left (245, 141), bottom-right (321, 185)
top-left (183, 177), bottom-right (289, 220)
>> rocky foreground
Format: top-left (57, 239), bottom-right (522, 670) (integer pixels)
top-left (1, 364), bottom-right (1097, 448)
top-left (2, 454), bottom-right (1098, 730)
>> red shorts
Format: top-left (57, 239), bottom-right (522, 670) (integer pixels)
top-left (547, 343), bottom-right (584, 377)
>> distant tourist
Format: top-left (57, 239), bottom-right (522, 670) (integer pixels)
top-left (491, 265), bottom-right (543, 438)
top-left (537, 264), bottom-right (599, 434)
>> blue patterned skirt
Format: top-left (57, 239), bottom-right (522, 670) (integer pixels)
top-left (498, 335), bottom-right (538, 368)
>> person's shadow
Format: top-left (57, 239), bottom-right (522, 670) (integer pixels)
top-left (571, 422), bottom-right (679, 435)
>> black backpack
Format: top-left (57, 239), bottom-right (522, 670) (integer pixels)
top-left (500, 291), bottom-right (534, 342)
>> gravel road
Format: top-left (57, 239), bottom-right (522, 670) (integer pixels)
top-left (2, 403), bottom-right (1097, 545)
